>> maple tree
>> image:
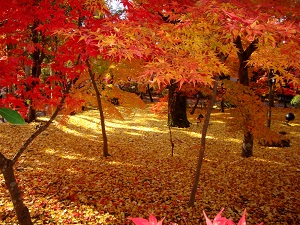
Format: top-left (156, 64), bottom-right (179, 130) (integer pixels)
top-left (139, 0), bottom-right (232, 127)
top-left (213, 0), bottom-right (300, 156)
top-left (0, 0), bottom-right (97, 222)
top-left (1, 0), bottom-right (190, 222)
top-left (1, 0), bottom-right (300, 224)
top-left (0, 0), bottom-right (159, 223)
top-left (130, 0), bottom-right (300, 210)
top-left (140, 0), bottom-right (300, 155)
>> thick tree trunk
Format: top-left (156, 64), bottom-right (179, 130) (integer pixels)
top-left (86, 59), bottom-right (110, 157)
top-left (168, 83), bottom-right (190, 128)
top-left (242, 131), bottom-right (253, 158)
top-left (0, 154), bottom-right (33, 225)
top-left (188, 79), bottom-right (218, 207)
top-left (238, 61), bottom-right (250, 86)
top-left (234, 36), bottom-right (258, 86)
top-left (26, 106), bottom-right (36, 123)
top-left (234, 36), bottom-right (258, 157)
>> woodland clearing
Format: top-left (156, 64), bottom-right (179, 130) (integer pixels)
top-left (0, 104), bottom-right (299, 225)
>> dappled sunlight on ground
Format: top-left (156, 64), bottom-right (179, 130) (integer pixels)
top-left (0, 105), bottom-right (299, 224)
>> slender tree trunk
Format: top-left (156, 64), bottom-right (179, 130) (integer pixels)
top-left (267, 77), bottom-right (275, 128)
top-left (188, 79), bottom-right (218, 207)
top-left (282, 92), bottom-right (288, 108)
top-left (267, 104), bottom-right (272, 128)
top-left (190, 92), bottom-right (201, 115)
top-left (0, 79), bottom-right (75, 225)
top-left (168, 125), bottom-right (175, 157)
top-left (168, 82), bottom-right (190, 128)
top-left (86, 59), bottom-right (110, 157)
top-left (220, 99), bottom-right (225, 112)
top-left (0, 155), bottom-right (32, 225)
top-left (242, 131), bottom-right (254, 158)
top-left (147, 84), bottom-right (154, 102)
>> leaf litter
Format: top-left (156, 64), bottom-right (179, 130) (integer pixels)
top-left (0, 104), bottom-right (299, 224)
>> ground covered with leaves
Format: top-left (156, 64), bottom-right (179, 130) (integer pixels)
top-left (0, 104), bottom-right (299, 224)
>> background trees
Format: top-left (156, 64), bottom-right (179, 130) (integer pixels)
top-left (140, 0), bottom-right (300, 155)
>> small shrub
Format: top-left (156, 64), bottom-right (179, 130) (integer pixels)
top-left (290, 95), bottom-right (300, 107)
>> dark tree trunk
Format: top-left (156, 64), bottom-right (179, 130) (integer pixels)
top-left (190, 92), bottom-right (201, 115)
top-left (0, 155), bottom-right (33, 225)
top-left (86, 59), bottom-right (110, 157)
top-left (267, 70), bottom-right (276, 128)
top-left (220, 99), bottom-right (225, 112)
top-left (26, 106), bottom-right (36, 123)
top-left (168, 82), bottom-right (190, 128)
top-left (147, 84), bottom-right (154, 102)
top-left (234, 36), bottom-right (258, 157)
top-left (283, 96), bottom-right (288, 108)
top-left (234, 36), bottom-right (258, 86)
top-left (242, 131), bottom-right (254, 158)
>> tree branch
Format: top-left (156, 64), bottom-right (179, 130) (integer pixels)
top-left (244, 38), bottom-right (259, 59)
top-left (234, 35), bottom-right (244, 62)
top-left (11, 82), bottom-right (73, 165)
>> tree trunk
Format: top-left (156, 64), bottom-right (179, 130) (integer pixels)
top-left (0, 154), bottom-right (33, 225)
top-left (234, 36), bottom-right (258, 86)
top-left (147, 84), bottom-right (154, 102)
top-left (242, 131), bottom-right (253, 158)
top-left (190, 92), bottom-right (201, 115)
top-left (237, 60), bottom-right (250, 86)
top-left (168, 82), bottom-right (190, 128)
top-left (86, 59), bottom-right (110, 157)
top-left (220, 99), bottom-right (225, 112)
top-left (0, 80), bottom-right (74, 225)
top-left (234, 36), bottom-right (258, 157)
top-left (268, 69), bottom-right (275, 109)
top-left (267, 74), bottom-right (275, 128)
top-left (188, 79), bottom-right (218, 207)
top-left (26, 106), bottom-right (36, 123)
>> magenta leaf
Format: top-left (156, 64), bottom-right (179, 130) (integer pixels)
top-left (128, 214), bottom-right (165, 225)
top-left (237, 209), bottom-right (247, 225)
top-left (203, 210), bottom-right (213, 225)
top-left (128, 217), bottom-right (152, 225)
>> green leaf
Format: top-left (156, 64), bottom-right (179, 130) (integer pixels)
top-left (0, 108), bottom-right (26, 125)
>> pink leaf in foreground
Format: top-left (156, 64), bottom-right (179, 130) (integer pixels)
top-left (203, 210), bottom-right (213, 225)
top-left (237, 209), bottom-right (247, 225)
top-left (128, 214), bottom-right (165, 225)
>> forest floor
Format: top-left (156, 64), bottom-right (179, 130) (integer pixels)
top-left (0, 103), bottom-right (299, 225)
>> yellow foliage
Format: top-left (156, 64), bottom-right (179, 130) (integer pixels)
top-left (223, 81), bottom-right (278, 143)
